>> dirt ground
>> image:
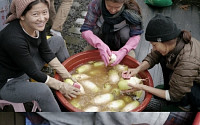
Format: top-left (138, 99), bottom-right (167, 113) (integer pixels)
top-left (46, 0), bottom-right (90, 56)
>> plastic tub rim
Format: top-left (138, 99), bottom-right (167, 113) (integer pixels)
top-left (55, 50), bottom-right (153, 112)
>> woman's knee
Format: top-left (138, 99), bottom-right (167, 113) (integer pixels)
top-left (40, 85), bottom-right (53, 97)
top-left (48, 36), bottom-right (65, 52)
top-left (36, 84), bottom-right (54, 97)
top-left (35, 84), bottom-right (56, 102)
top-left (119, 26), bottom-right (130, 43)
top-left (52, 36), bottom-right (65, 46)
top-left (35, 84), bottom-right (61, 111)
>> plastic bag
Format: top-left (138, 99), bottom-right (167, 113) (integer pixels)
top-left (145, 0), bottom-right (173, 7)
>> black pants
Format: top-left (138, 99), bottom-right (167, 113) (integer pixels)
top-left (93, 25), bottom-right (130, 51)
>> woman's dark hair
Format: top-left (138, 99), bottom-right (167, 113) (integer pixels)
top-left (22, 0), bottom-right (49, 16)
top-left (6, 0), bottom-right (49, 19)
top-left (105, 0), bottom-right (127, 3)
top-left (105, 0), bottom-right (141, 16)
top-left (181, 30), bottom-right (191, 43)
top-left (124, 0), bottom-right (141, 16)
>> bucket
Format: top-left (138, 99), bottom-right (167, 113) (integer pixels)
top-left (193, 112), bottom-right (200, 125)
top-left (0, 0), bottom-right (10, 31)
top-left (55, 50), bottom-right (153, 112)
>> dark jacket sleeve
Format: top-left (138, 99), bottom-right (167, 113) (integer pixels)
top-left (38, 31), bottom-right (55, 63)
top-left (143, 50), bottom-right (162, 69)
top-left (80, 0), bottom-right (101, 32)
top-left (169, 45), bottom-right (200, 102)
top-left (5, 36), bottom-right (48, 82)
top-left (169, 58), bottom-right (198, 102)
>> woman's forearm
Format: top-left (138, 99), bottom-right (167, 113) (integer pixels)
top-left (140, 84), bottom-right (166, 99)
top-left (137, 61), bottom-right (150, 72)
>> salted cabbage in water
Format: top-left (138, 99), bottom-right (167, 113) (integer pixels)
top-left (113, 64), bottom-right (128, 72)
top-left (102, 83), bottom-right (112, 93)
top-left (76, 64), bottom-right (92, 73)
top-left (72, 74), bottom-right (90, 81)
top-left (91, 93), bottom-right (114, 105)
top-left (108, 69), bottom-right (120, 84)
top-left (80, 80), bottom-right (99, 93)
top-left (83, 106), bottom-right (100, 112)
top-left (64, 78), bottom-right (74, 85)
top-left (106, 100), bottom-right (125, 111)
top-left (118, 77), bottom-right (143, 90)
top-left (109, 54), bottom-right (117, 64)
top-left (93, 61), bottom-right (105, 67)
top-left (121, 100), bottom-right (140, 112)
top-left (67, 61), bottom-right (145, 112)
top-left (70, 99), bottom-right (81, 109)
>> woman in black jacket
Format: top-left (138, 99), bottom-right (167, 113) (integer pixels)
top-left (0, 0), bottom-right (80, 111)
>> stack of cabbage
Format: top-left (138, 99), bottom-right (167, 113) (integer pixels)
top-left (65, 61), bottom-right (144, 112)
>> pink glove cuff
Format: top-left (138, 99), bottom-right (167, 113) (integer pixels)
top-left (82, 30), bottom-right (103, 48)
top-left (122, 35), bottom-right (141, 54)
top-left (82, 30), bottom-right (112, 66)
top-left (110, 50), bottom-right (126, 66)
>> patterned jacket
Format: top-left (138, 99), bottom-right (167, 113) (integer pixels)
top-left (80, 0), bottom-right (143, 36)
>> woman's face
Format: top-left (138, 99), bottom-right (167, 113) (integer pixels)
top-left (20, 2), bottom-right (49, 35)
top-left (105, 1), bottom-right (124, 14)
top-left (150, 42), bottom-right (169, 56)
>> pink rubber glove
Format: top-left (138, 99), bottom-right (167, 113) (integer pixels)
top-left (82, 30), bottom-right (112, 66)
top-left (110, 49), bottom-right (127, 66)
top-left (73, 82), bottom-right (80, 89)
top-left (110, 35), bottom-right (141, 66)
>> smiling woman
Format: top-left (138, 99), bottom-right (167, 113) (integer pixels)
top-left (0, 0), bottom-right (80, 112)
top-left (19, 1), bottom-right (49, 37)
